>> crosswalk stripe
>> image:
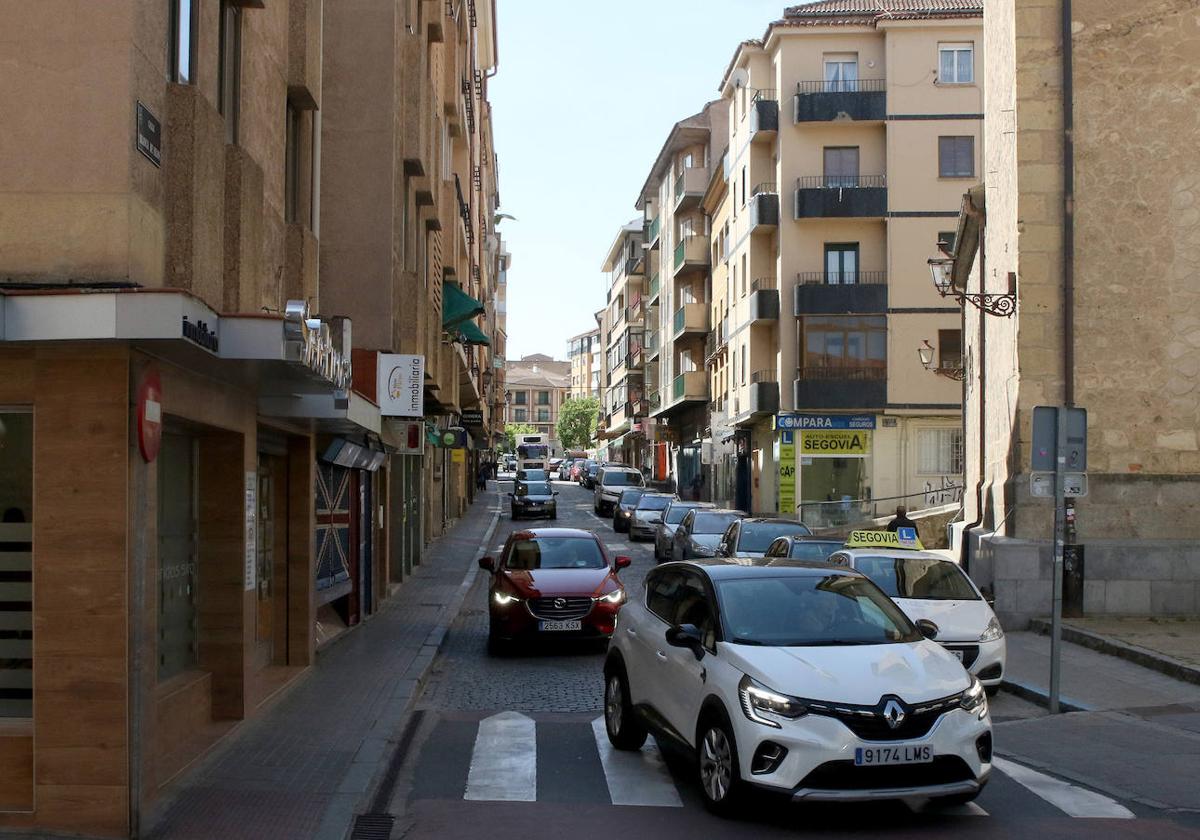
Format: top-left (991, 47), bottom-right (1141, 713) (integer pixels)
top-left (590, 716), bottom-right (683, 808)
top-left (465, 711), bottom-right (537, 802)
top-left (993, 757), bottom-right (1135, 819)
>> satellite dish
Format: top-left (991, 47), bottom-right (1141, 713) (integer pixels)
top-left (728, 67), bottom-right (749, 89)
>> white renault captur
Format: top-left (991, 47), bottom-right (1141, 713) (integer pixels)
top-left (603, 560), bottom-right (992, 815)
top-left (828, 530), bottom-right (1006, 694)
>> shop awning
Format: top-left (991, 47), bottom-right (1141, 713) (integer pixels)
top-left (442, 282), bottom-right (485, 329)
top-left (454, 319), bottom-right (491, 346)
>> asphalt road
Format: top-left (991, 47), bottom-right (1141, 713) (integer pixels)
top-left (380, 478), bottom-right (1200, 840)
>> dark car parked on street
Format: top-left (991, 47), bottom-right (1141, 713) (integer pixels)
top-left (509, 480), bottom-right (557, 520)
top-left (715, 517), bottom-right (813, 559)
top-left (611, 487), bottom-right (646, 533)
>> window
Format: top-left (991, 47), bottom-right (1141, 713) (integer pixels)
top-left (513, 391), bottom-right (527, 405)
top-left (537, 408), bottom-right (550, 423)
top-left (158, 431), bottom-right (199, 680)
top-left (824, 54), bottom-right (859, 92)
top-left (823, 147), bottom-right (860, 187)
top-left (646, 569), bottom-right (685, 623)
top-left (741, 166), bottom-right (747, 206)
top-left (0, 410), bottom-right (33, 718)
top-left (741, 344), bottom-right (747, 384)
top-left (740, 254), bottom-right (747, 296)
top-left (939, 329), bottom-right (963, 369)
top-left (939, 43), bottom-right (974, 84)
top-left (514, 409), bottom-right (527, 422)
top-left (918, 428), bottom-right (965, 475)
top-left (285, 103), bottom-right (300, 223)
top-left (825, 243), bottom-right (859, 285)
top-left (169, 0), bottom-right (197, 83)
top-left (802, 315), bottom-right (887, 372)
top-left (938, 136), bottom-right (975, 178)
top-left (218, 1), bottom-right (242, 143)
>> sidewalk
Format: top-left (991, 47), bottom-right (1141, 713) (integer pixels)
top-left (139, 487), bottom-right (501, 840)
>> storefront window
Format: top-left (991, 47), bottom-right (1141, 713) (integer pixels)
top-left (0, 411), bottom-right (33, 717)
top-left (158, 431), bottom-right (199, 681)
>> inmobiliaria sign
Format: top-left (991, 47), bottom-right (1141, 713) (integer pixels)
top-left (378, 353), bottom-right (425, 417)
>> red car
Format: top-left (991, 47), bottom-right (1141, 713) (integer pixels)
top-left (479, 527), bottom-right (631, 654)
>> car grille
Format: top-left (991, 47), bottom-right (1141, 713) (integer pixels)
top-left (527, 597), bottom-right (594, 621)
top-left (799, 756), bottom-right (974, 791)
top-left (807, 693), bottom-right (960, 742)
top-left (942, 644), bottom-right (980, 667)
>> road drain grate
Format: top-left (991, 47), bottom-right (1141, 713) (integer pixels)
top-left (350, 812), bottom-right (395, 840)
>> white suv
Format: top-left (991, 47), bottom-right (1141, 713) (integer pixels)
top-left (603, 561), bottom-right (992, 814)
top-left (593, 466), bottom-right (645, 516)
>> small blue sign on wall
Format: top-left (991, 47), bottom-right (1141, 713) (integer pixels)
top-left (775, 414), bottom-right (876, 431)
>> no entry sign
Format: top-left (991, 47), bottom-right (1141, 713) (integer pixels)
top-left (137, 367), bottom-right (163, 463)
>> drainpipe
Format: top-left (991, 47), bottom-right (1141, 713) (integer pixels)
top-left (1062, 0), bottom-right (1076, 405)
top-left (959, 196), bottom-right (986, 570)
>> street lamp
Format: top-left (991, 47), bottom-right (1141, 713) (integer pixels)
top-left (927, 257), bottom-right (1017, 317)
top-left (917, 339), bottom-right (966, 381)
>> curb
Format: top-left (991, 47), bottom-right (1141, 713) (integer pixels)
top-left (999, 678), bottom-right (1091, 713)
top-left (1028, 619), bottom-right (1200, 688)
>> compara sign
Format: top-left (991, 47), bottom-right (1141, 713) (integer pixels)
top-left (776, 413), bottom-right (876, 431)
top-left (378, 354), bottom-right (425, 417)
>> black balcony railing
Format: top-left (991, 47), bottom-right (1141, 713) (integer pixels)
top-left (795, 176), bottom-right (887, 218)
top-left (797, 365), bottom-right (885, 381)
top-left (794, 273), bottom-right (887, 315)
top-left (454, 174), bottom-right (474, 246)
top-left (796, 175), bottom-right (886, 190)
top-left (796, 79), bottom-right (887, 95)
top-left (795, 79), bottom-right (886, 123)
top-left (752, 182), bottom-right (777, 196)
top-left (797, 271), bottom-right (887, 285)
top-left (794, 365), bottom-right (885, 409)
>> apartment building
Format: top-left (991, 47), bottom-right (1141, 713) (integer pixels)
top-left (597, 222), bottom-right (649, 466)
top-left (504, 354), bottom-right (571, 438)
top-left (0, 1), bottom-right (502, 834)
top-left (703, 151), bottom-right (740, 508)
top-left (945, 0), bottom-right (1200, 625)
top-left (638, 103), bottom-right (729, 490)
top-left (714, 0), bottom-right (980, 521)
top-left (568, 326), bottom-right (602, 399)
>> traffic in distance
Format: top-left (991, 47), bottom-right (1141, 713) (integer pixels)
top-left (480, 456), bottom-right (1007, 816)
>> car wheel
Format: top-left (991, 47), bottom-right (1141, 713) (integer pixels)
top-left (604, 667), bottom-right (647, 751)
top-left (697, 712), bottom-right (743, 816)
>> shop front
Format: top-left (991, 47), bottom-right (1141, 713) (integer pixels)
top-left (777, 413), bottom-right (876, 529)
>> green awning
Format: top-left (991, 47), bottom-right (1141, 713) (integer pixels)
top-left (455, 319), bottom-right (491, 346)
top-left (443, 281), bottom-right (485, 328)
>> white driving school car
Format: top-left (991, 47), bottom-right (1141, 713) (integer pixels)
top-left (603, 560), bottom-right (992, 814)
top-left (828, 530), bottom-right (1007, 694)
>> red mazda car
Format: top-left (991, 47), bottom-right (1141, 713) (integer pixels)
top-left (479, 528), bottom-right (631, 654)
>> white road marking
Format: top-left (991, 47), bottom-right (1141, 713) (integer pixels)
top-left (464, 711), bottom-right (537, 802)
top-left (590, 716), bottom-right (683, 807)
top-left (992, 757), bottom-right (1135, 819)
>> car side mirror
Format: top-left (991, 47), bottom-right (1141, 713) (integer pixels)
top-left (478, 556), bottom-right (495, 572)
top-left (666, 624), bottom-right (705, 660)
top-left (614, 555), bottom-right (632, 570)
top-left (915, 619), bottom-right (939, 640)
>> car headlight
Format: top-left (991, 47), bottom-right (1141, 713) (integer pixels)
top-left (979, 616), bottom-right (1004, 643)
top-left (594, 589), bottom-right (625, 605)
top-left (738, 675), bottom-right (808, 729)
top-left (959, 676), bottom-right (987, 715)
top-left (493, 591), bottom-right (520, 606)
top-left (621, 510), bottom-right (631, 518)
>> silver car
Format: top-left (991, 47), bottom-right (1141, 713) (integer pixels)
top-left (628, 492), bottom-right (677, 541)
top-left (652, 500), bottom-right (713, 561)
top-left (669, 508), bottom-right (743, 562)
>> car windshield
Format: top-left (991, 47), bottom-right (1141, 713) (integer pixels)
top-left (693, 512), bottom-right (741, 534)
top-left (518, 470), bottom-right (547, 481)
top-left (603, 472), bottom-right (642, 487)
top-left (789, 541), bottom-right (842, 561)
top-left (854, 556), bottom-right (981, 600)
top-left (518, 444), bottom-right (549, 459)
top-left (618, 489), bottom-right (645, 505)
top-left (636, 495), bottom-right (672, 511)
top-left (717, 574), bottom-right (922, 646)
top-left (516, 482), bottom-right (551, 496)
top-left (665, 504), bottom-right (701, 525)
top-left (587, 464), bottom-right (599, 474)
top-left (737, 522), bottom-right (813, 553)
top-left (506, 537), bottom-right (606, 571)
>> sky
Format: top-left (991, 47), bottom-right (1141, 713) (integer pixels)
top-left (490, 0), bottom-right (789, 362)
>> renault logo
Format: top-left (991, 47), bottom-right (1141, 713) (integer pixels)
top-left (554, 598), bottom-right (566, 610)
top-left (883, 699), bottom-right (907, 729)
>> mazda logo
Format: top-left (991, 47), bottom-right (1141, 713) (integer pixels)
top-left (882, 699), bottom-right (907, 730)
top-left (553, 598), bottom-right (566, 610)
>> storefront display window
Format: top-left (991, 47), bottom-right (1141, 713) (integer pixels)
top-left (0, 410), bottom-right (34, 717)
top-left (158, 431), bottom-right (199, 681)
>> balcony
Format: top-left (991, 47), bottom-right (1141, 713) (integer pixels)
top-left (704, 315), bottom-right (728, 364)
top-left (626, 299), bottom-right (644, 324)
top-left (648, 215), bottom-right (661, 249)
top-left (749, 91), bottom-right (779, 142)
top-left (648, 271), bottom-right (661, 305)
top-left (646, 329), bottom-right (660, 360)
top-left (749, 185), bottom-right (779, 234)
top-left (673, 166), bottom-right (708, 212)
top-left (671, 370), bottom-right (708, 405)
top-left (672, 302), bottom-right (709, 339)
top-left (794, 79), bottom-right (886, 123)
top-left (673, 235), bottom-right (709, 278)
top-left (794, 175), bottom-right (887, 219)
top-left (649, 388), bottom-right (662, 413)
top-left (749, 279), bottom-right (779, 324)
top-left (793, 365), bottom-right (886, 409)
top-left (749, 370), bottom-right (780, 415)
top-left (794, 271), bottom-right (887, 315)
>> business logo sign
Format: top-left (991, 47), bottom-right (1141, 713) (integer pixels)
top-left (800, 430), bottom-right (871, 456)
top-left (283, 300), bottom-right (351, 389)
top-left (461, 409), bottom-right (483, 428)
top-left (776, 413), bottom-right (876, 431)
top-left (378, 353), bottom-right (425, 417)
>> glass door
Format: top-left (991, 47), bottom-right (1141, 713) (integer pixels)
top-left (823, 147), bottom-right (860, 188)
top-left (158, 431), bottom-right (198, 680)
top-left (824, 56), bottom-right (859, 92)
top-left (825, 244), bottom-right (860, 285)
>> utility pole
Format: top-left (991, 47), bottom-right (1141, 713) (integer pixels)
top-left (1049, 407), bottom-right (1067, 713)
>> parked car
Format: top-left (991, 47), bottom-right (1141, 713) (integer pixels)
top-left (571, 460), bottom-right (588, 482)
top-left (516, 468), bottom-right (549, 482)
top-left (479, 527), bottom-right (631, 654)
top-left (509, 480), bottom-right (557, 520)
top-left (557, 459), bottom-right (575, 481)
top-left (763, 535), bottom-right (843, 563)
top-left (611, 488), bottom-right (646, 533)
top-left (670, 508), bottom-right (744, 562)
top-left (628, 492), bottom-right (677, 542)
top-left (603, 560), bottom-right (991, 814)
top-left (715, 517), bottom-right (813, 559)
top-left (549, 457), bottom-right (564, 477)
top-left (582, 461), bottom-right (601, 489)
top-left (654, 500), bottom-right (714, 562)
top-left (828, 541), bottom-right (1006, 695)
top-left (594, 466), bottom-right (646, 516)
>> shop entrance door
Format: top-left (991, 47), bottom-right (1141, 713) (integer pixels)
top-left (801, 456), bottom-right (867, 528)
top-left (255, 454), bottom-right (287, 668)
top-left (158, 432), bottom-right (198, 680)
top-left (403, 456), bottom-right (422, 572)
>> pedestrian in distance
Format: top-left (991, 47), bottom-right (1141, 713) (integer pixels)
top-left (885, 505), bottom-right (917, 532)
top-left (477, 462), bottom-right (489, 492)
